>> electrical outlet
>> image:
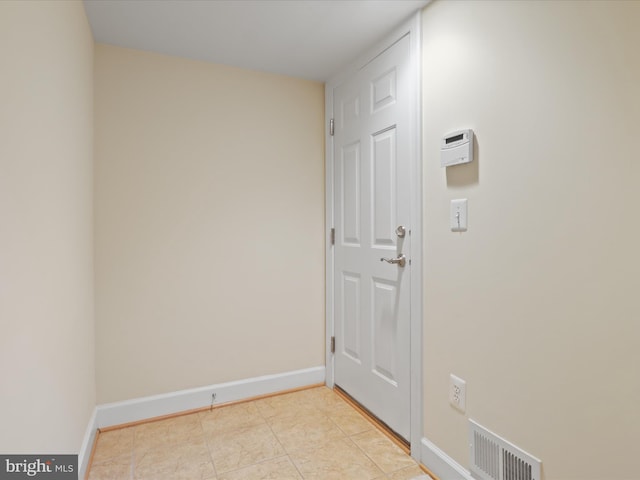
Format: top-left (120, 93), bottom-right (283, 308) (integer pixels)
top-left (449, 374), bottom-right (466, 412)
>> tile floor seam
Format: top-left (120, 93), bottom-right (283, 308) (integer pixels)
top-left (348, 427), bottom-right (418, 478)
top-left (353, 437), bottom-right (390, 474)
top-left (207, 400), bottom-right (288, 476)
top-left (287, 454), bottom-right (305, 480)
top-left (255, 396), bottom-right (288, 452)
top-left (372, 447), bottom-right (419, 476)
top-left (199, 413), bottom-right (219, 480)
top-left (130, 426), bottom-right (138, 479)
top-left (290, 404), bottom-right (347, 480)
top-left (257, 400), bottom-right (305, 479)
top-left (219, 453), bottom-right (291, 474)
top-left (326, 409), bottom-right (349, 437)
top-left (255, 389), bottom-right (344, 478)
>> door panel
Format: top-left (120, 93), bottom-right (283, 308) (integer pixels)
top-left (341, 142), bottom-right (361, 245)
top-left (333, 34), bottom-right (411, 440)
top-left (342, 272), bottom-right (361, 362)
top-left (372, 68), bottom-right (397, 113)
top-left (372, 278), bottom-right (398, 385)
top-left (372, 128), bottom-right (397, 246)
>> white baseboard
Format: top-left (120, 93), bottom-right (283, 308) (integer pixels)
top-left (421, 437), bottom-right (474, 480)
top-left (95, 366), bottom-right (325, 429)
top-left (78, 407), bottom-right (98, 480)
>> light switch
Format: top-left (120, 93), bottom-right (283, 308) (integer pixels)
top-left (450, 199), bottom-right (468, 232)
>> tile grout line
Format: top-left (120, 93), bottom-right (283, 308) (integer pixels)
top-left (196, 411), bottom-right (218, 480)
top-left (202, 394), bottom-right (301, 479)
top-left (349, 432), bottom-right (419, 478)
top-left (325, 392), bottom-right (414, 478)
top-left (254, 393), bottom-right (307, 479)
top-left (219, 454), bottom-right (297, 479)
top-left (130, 426), bottom-right (136, 480)
top-left (247, 396), bottom-right (284, 478)
top-left (294, 388), bottom-right (387, 480)
top-left (334, 386), bottom-right (410, 454)
top-left (343, 432), bottom-right (391, 479)
top-left (295, 389), bottom-right (363, 478)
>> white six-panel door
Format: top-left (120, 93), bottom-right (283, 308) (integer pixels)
top-left (333, 34), bottom-right (412, 440)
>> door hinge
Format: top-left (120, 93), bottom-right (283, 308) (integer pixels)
top-left (329, 118), bottom-right (334, 136)
top-left (330, 336), bottom-right (335, 354)
top-left (330, 227), bottom-right (335, 245)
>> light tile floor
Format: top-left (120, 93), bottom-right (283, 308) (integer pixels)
top-left (88, 386), bottom-right (428, 480)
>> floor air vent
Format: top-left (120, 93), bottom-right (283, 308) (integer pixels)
top-left (469, 419), bottom-right (541, 480)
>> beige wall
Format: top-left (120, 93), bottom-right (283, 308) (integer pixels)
top-left (421, 1), bottom-right (640, 479)
top-left (0, 1), bottom-right (95, 453)
top-left (94, 45), bottom-right (325, 403)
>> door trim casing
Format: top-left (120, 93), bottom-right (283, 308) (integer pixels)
top-left (324, 11), bottom-right (423, 460)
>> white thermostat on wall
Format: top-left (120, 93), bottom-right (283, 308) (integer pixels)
top-left (441, 129), bottom-right (474, 167)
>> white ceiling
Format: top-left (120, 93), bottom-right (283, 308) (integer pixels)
top-left (84, 0), bottom-right (429, 82)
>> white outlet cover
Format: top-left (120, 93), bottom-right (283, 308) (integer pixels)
top-left (449, 374), bottom-right (466, 412)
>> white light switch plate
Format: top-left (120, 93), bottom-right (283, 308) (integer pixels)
top-left (450, 199), bottom-right (468, 232)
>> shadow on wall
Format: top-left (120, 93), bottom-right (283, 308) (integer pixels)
top-left (446, 133), bottom-right (479, 187)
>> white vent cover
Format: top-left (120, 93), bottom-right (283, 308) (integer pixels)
top-left (469, 419), bottom-right (542, 480)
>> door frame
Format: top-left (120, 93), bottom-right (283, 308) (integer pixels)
top-left (324, 11), bottom-right (423, 459)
